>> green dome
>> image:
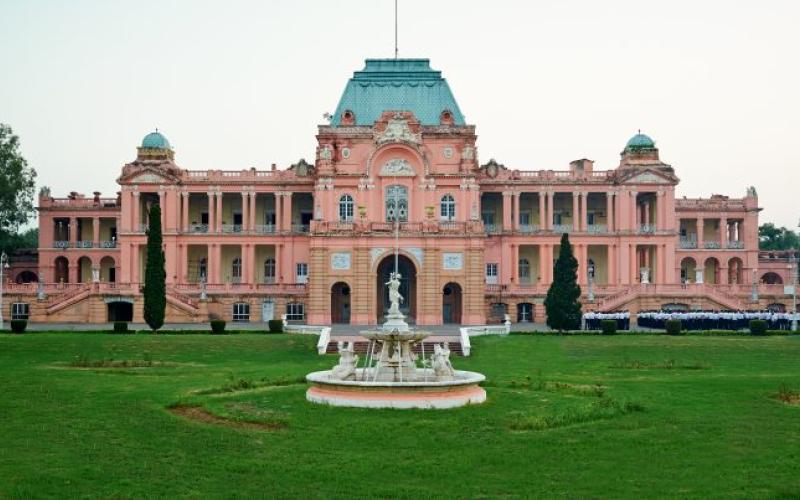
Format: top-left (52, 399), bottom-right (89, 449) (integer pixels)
top-left (141, 131), bottom-right (171, 149)
top-left (625, 133), bottom-right (655, 150)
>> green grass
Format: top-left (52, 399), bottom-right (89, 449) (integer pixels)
top-left (1, 333), bottom-right (799, 498)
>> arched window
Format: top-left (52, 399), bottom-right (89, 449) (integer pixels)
top-left (339, 194), bottom-right (354, 221)
top-left (440, 194), bottom-right (456, 221)
top-left (198, 258), bottom-right (207, 280)
top-left (232, 258), bottom-right (242, 281)
top-left (264, 258), bottom-right (276, 283)
top-left (385, 185), bottom-right (408, 222)
top-left (518, 258), bottom-right (531, 281)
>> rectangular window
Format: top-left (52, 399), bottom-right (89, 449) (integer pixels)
top-left (264, 211), bottom-right (276, 225)
top-left (296, 263), bottom-right (308, 284)
top-left (587, 212), bottom-right (595, 225)
top-left (485, 263), bottom-right (498, 284)
top-left (286, 303), bottom-right (305, 321)
top-left (232, 302), bottom-right (250, 322)
top-left (11, 303), bottom-right (29, 320)
top-left (554, 212), bottom-right (563, 225)
top-left (481, 212), bottom-right (493, 225)
top-left (519, 212), bottom-right (530, 226)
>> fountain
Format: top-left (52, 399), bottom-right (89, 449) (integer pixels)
top-left (305, 271), bottom-right (486, 409)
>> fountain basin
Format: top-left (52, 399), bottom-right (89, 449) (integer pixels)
top-left (306, 369), bottom-right (486, 409)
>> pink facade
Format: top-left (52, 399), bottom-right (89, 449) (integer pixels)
top-left (11, 59), bottom-right (797, 324)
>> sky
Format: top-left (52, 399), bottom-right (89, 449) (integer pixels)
top-left (1, 0), bottom-right (798, 228)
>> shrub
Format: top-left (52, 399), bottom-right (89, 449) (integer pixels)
top-left (268, 319), bottom-right (283, 333)
top-left (600, 320), bottom-right (617, 335)
top-left (10, 319), bottom-right (27, 333)
top-left (210, 319), bottom-right (226, 334)
top-left (665, 319), bottom-right (682, 336)
top-left (113, 321), bottom-right (128, 333)
top-left (749, 319), bottom-right (768, 336)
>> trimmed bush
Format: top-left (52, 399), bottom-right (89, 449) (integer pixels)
top-left (665, 319), bottom-right (682, 336)
top-left (749, 319), bottom-right (768, 336)
top-left (268, 319), bottom-right (283, 333)
top-left (600, 320), bottom-right (617, 335)
top-left (10, 319), bottom-right (27, 333)
top-left (210, 319), bottom-right (226, 334)
top-left (113, 321), bottom-right (128, 333)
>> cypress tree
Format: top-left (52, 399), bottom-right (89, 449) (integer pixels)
top-left (143, 204), bottom-right (166, 331)
top-left (544, 233), bottom-right (582, 331)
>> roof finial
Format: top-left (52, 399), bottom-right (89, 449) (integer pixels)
top-left (394, 0), bottom-right (398, 59)
top-left (638, 128), bottom-right (641, 134)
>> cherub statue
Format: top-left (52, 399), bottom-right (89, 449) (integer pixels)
top-left (385, 271), bottom-right (404, 316)
top-left (331, 341), bottom-right (359, 380)
top-left (431, 343), bottom-right (455, 379)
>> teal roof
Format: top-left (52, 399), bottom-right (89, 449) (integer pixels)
top-left (141, 131), bottom-right (171, 149)
top-left (625, 133), bottom-right (655, 150)
top-left (331, 59), bottom-right (465, 126)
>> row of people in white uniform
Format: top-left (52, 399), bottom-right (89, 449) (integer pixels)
top-left (637, 310), bottom-right (799, 331)
top-left (583, 311), bottom-right (631, 330)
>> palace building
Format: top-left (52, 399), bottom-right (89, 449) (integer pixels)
top-left (8, 58), bottom-right (795, 325)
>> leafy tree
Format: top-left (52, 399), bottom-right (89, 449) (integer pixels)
top-left (759, 223), bottom-right (800, 250)
top-left (0, 227), bottom-right (38, 255)
top-left (544, 233), bottom-right (582, 331)
top-left (0, 124), bottom-right (37, 238)
top-left (143, 204), bottom-right (166, 331)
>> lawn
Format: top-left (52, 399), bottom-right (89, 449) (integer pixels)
top-left (1, 332), bottom-right (799, 498)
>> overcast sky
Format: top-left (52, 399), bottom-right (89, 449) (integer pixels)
top-left (1, 0), bottom-right (798, 228)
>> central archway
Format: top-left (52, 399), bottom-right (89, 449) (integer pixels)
top-left (331, 282), bottom-right (351, 324)
top-left (377, 254), bottom-right (417, 323)
top-left (442, 282), bottom-right (462, 324)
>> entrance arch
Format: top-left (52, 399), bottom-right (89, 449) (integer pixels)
top-left (100, 256), bottom-right (116, 282)
top-left (704, 257), bottom-right (720, 284)
top-left (761, 272), bottom-right (783, 285)
top-left (680, 257), bottom-right (697, 283)
top-left (331, 282), bottom-right (351, 324)
top-left (442, 282), bottom-right (462, 324)
top-left (377, 254), bottom-right (416, 323)
top-left (54, 256), bottom-right (69, 283)
top-left (107, 301), bottom-right (133, 322)
top-left (728, 257), bottom-right (743, 285)
top-left (78, 256), bottom-right (92, 283)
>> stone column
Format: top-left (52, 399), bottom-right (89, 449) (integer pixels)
top-left (158, 191), bottom-right (166, 229)
top-left (180, 244), bottom-right (188, 283)
top-left (513, 192), bottom-right (521, 230)
top-left (207, 192), bottom-right (215, 233)
top-left (92, 217), bottom-right (100, 246)
top-left (249, 191), bottom-right (257, 230)
top-left (538, 244), bottom-right (548, 285)
top-left (131, 244), bottom-right (139, 284)
top-left (643, 201), bottom-right (650, 227)
top-left (132, 193), bottom-right (140, 232)
top-left (720, 217), bottom-right (728, 248)
top-left (274, 192), bottom-right (282, 232)
top-left (241, 244), bottom-right (249, 285)
top-left (241, 192), bottom-right (249, 232)
top-left (283, 192), bottom-right (293, 232)
top-left (630, 191), bottom-right (638, 231)
top-left (655, 191), bottom-right (664, 230)
top-left (216, 192), bottom-right (223, 233)
top-left (572, 192), bottom-right (579, 231)
top-left (576, 244), bottom-right (586, 285)
top-left (502, 191), bottom-right (513, 231)
top-left (209, 244), bottom-right (221, 284)
top-left (246, 244), bottom-right (256, 285)
top-left (69, 217), bottom-right (78, 247)
top-left (580, 192), bottom-right (588, 232)
top-left (275, 244), bottom-right (283, 283)
top-left (512, 244), bottom-right (519, 283)
top-left (656, 244), bottom-right (665, 284)
top-left (181, 192), bottom-right (190, 232)
top-left (607, 244), bottom-right (616, 285)
top-left (606, 192), bottom-right (614, 232)
top-left (538, 192), bottom-right (546, 229)
top-left (696, 217), bottom-right (704, 248)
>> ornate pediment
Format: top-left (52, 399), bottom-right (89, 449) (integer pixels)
top-left (620, 169), bottom-right (675, 185)
top-left (379, 158), bottom-right (416, 177)
top-left (374, 114), bottom-right (421, 145)
top-left (290, 158), bottom-right (315, 177)
top-left (480, 158), bottom-right (506, 179)
top-left (118, 164), bottom-right (181, 185)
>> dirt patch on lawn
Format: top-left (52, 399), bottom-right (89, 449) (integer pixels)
top-left (776, 385), bottom-right (800, 406)
top-left (168, 405), bottom-right (286, 431)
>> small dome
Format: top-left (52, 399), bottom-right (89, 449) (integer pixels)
top-left (625, 132), bottom-right (655, 150)
top-left (141, 131), bottom-right (171, 149)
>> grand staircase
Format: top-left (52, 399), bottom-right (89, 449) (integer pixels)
top-left (595, 284), bottom-right (749, 311)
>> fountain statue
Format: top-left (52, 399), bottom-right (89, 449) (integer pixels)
top-left (305, 266), bottom-right (486, 409)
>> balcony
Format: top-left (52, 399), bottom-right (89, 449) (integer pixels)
top-left (587, 224), bottom-right (607, 234)
top-left (727, 241), bottom-right (744, 249)
top-left (53, 241), bottom-right (70, 249)
top-left (552, 224), bottom-right (573, 233)
top-left (518, 224), bottom-right (540, 234)
top-left (679, 238), bottom-right (697, 249)
top-left (291, 223), bottom-right (310, 234)
top-left (484, 223), bottom-right (502, 235)
top-left (704, 241), bottom-right (721, 249)
top-left (638, 224), bottom-right (656, 234)
top-left (76, 240), bottom-right (94, 248)
top-left (221, 224), bottom-right (243, 234)
top-left (254, 224), bottom-right (276, 234)
top-left (99, 240), bottom-right (117, 249)
top-left (189, 224), bottom-right (209, 234)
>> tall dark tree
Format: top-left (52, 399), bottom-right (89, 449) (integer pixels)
top-left (759, 223), bottom-right (800, 250)
top-left (143, 204), bottom-right (166, 331)
top-left (544, 233), bottom-right (582, 331)
top-left (0, 124), bottom-right (37, 238)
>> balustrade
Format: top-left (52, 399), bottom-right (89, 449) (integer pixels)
top-left (254, 224), bottom-right (276, 234)
top-left (726, 241), bottom-right (744, 249)
top-left (586, 224), bottom-right (607, 234)
top-left (552, 224), bottom-right (573, 233)
top-left (638, 224), bottom-right (656, 234)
